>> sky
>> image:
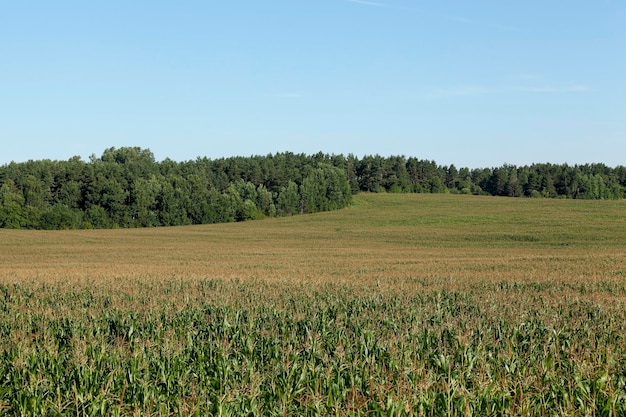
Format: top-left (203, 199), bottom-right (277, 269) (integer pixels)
top-left (1, 1), bottom-right (625, 168)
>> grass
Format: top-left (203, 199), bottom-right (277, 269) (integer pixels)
top-left (1, 193), bottom-right (625, 415)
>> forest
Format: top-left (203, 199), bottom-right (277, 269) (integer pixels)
top-left (1, 146), bottom-right (625, 229)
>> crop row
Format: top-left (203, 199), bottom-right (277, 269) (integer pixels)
top-left (1, 279), bottom-right (625, 416)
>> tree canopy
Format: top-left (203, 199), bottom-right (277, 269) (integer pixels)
top-left (0, 148), bottom-right (353, 229)
top-left (1, 147), bottom-right (624, 229)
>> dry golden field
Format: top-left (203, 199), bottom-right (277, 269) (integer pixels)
top-left (1, 193), bottom-right (625, 416)
top-left (2, 193), bottom-right (625, 289)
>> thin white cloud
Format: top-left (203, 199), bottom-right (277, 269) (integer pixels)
top-left (412, 9), bottom-right (516, 31)
top-left (512, 84), bottom-right (593, 94)
top-left (273, 92), bottom-right (306, 99)
top-left (207, 91), bottom-right (308, 101)
top-left (508, 74), bottom-right (544, 82)
top-left (501, 74), bottom-right (594, 94)
top-left (510, 86), bottom-right (558, 93)
top-left (566, 85), bottom-right (594, 92)
top-left (426, 80), bottom-right (593, 99)
top-left (344, 0), bottom-right (387, 7)
top-left (425, 11), bottom-right (475, 25)
top-left (427, 85), bottom-right (496, 99)
top-left (342, 1), bottom-right (515, 31)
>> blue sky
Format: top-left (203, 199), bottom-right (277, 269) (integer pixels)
top-left (1, 1), bottom-right (624, 168)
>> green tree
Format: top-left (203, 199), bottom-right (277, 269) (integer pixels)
top-left (85, 174), bottom-right (129, 227)
top-left (256, 185), bottom-right (276, 217)
top-left (206, 189), bottom-right (236, 223)
top-left (0, 180), bottom-right (26, 228)
top-left (445, 164), bottom-right (459, 190)
top-left (276, 181), bottom-right (300, 216)
top-left (39, 205), bottom-right (82, 230)
top-left (301, 164), bottom-right (351, 213)
top-left (157, 178), bottom-right (191, 226)
top-left (184, 174), bottom-right (212, 225)
top-left (21, 174), bottom-right (49, 209)
top-left (131, 176), bottom-right (162, 227)
top-left (84, 205), bottom-right (111, 229)
top-left (385, 156), bottom-right (410, 192)
top-left (345, 154), bottom-right (360, 194)
top-left (357, 155), bottom-right (384, 192)
top-left (58, 180), bottom-right (83, 209)
top-left (487, 167), bottom-right (509, 196)
top-left (507, 169), bottom-right (523, 197)
top-left (541, 174), bottom-right (557, 198)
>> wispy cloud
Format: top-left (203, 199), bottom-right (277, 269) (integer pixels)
top-left (343, 0), bottom-right (418, 12)
top-left (342, 1), bottom-right (515, 31)
top-left (416, 10), bottom-right (516, 31)
top-left (207, 91), bottom-right (308, 102)
top-left (425, 78), bottom-right (594, 99)
top-left (508, 74), bottom-right (543, 82)
top-left (511, 86), bottom-right (558, 93)
top-left (273, 92), bottom-right (306, 99)
top-left (504, 74), bottom-right (594, 94)
top-left (426, 85), bottom-right (496, 99)
top-left (344, 0), bottom-right (387, 7)
top-left (565, 85), bottom-right (594, 93)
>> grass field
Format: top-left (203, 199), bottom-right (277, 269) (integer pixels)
top-left (1, 193), bottom-right (625, 415)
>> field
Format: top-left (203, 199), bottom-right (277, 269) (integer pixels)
top-left (1, 193), bottom-right (625, 416)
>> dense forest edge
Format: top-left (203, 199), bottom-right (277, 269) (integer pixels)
top-left (1, 146), bottom-right (625, 229)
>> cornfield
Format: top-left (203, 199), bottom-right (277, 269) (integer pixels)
top-left (1, 194), bottom-right (625, 416)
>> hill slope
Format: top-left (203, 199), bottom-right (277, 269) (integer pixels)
top-left (1, 194), bottom-right (625, 415)
top-left (2, 193), bottom-right (624, 286)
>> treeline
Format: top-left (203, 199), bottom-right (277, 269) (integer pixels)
top-left (1, 147), bottom-right (625, 229)
top-left (0, 147), bottom-right (351, 229)
top-left (352, 156), bottom-right (626, 199)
